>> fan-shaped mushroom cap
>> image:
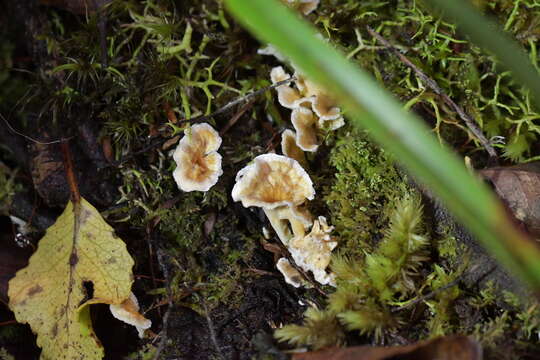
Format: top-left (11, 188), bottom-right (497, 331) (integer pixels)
top-left (258, 44), bottom-right (286, 62)
top-left (271, 66), bottom-right (302, 109)
top-left (232, 153), bottom-right (314, 209)
top-left (173, 123), bottom-right (223, 192)
top-left (289, 216), bottom-right (337, 286)
top-left (109, 292), bottom-right (152, 338)
top-left (281, 129), bottom-right (307, 166)
top-left (276, 258), bottom-right (303, 288)
top-left (291, 107), bottom-right (319, 152)
top-left (283, 0), bottom-right (320, 15)
top-left (295, 74), bottom-right (344, 130)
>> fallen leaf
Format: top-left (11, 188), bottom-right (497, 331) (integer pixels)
top-left (293, 335), bottom-right (481, 360)
top-left (30, 143), bottom-right (69, 207)
top-left (481, 162), bottom-right (540, 238)
top-left (8, 197), bottom-right (134, 360)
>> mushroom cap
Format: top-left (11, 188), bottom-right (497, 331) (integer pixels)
top-left (173, 123), bottom-right (223, 192)
top-left (283, 0), bottom-right (320, 15)
top-left (276, 258), bottom-right (303, 288)
top-left (291, 107), bottom-right (319, 152)
top-left (271, 66), bottom-right (302, 109)
top-left (281, 129), bottom-right (307, 165)
top-left (109, 292), bottom-right (152, 338)
top-left (294, 72), bottom-right (345, 130)
top-left (298, 0), bottom-right (320, 15)
top-left (232, 153), bottom-right (314, 209)
top-left (258, 44), bottom-right (286, 62)
top-left (289, 216), bottom-right (337, 286)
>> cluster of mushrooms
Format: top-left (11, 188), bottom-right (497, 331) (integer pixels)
top-left (171, 1), bottom-right (346, 288)
top-left (171, 63), bottom-right (343, 288)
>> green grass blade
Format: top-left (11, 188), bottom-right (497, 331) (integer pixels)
top-left (425, 0), bottom-right (540, 108)
top-left (223, 0), bottom-right (540, 290)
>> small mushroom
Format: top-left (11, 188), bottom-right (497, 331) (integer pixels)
top-left (270, 66), bottom-right (345, 146)
top-left (109, 292), bottom-right (152, 338)
top-left (172, 123), bottom-right (223, 192)
top-left (282, 0), bottom-right (320, 15)
top-left (270, 66), bottom-right (302, 109)
top-left (258, 44), bottom-right (286, 62)
top-left (276, 258), bottom-right (303, 288)
top-left (232, 154), bottom-right (314, 246)
top-left (295, 73), bottom-right (344, 130)
top-left (281, 129), bottom-right (307, 166)
top-left (288, 216), bottom-right (337, 286)
top-left (291, 107), bottom-right (319, 152)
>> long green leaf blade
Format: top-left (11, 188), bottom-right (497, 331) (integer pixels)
top-left (224, 0), bottom-right (540, 290)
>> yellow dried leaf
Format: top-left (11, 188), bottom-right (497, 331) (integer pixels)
top-left (8, 197), bottom-right (134, 360)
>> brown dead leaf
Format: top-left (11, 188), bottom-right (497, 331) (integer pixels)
top-left (293, 335), bottom-right (481, 360)
top-left (481, 162), bottom-right (540, 238)
top-left (30, 143), bottom-right (69, 207)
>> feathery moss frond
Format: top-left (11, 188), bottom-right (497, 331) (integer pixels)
top-left (275, 308), bottom-right (345, 349)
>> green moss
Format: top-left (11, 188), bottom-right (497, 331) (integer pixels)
top-left (323, 126), bottom-right (411, 255)
top-left (0, 348), bottom-right (15, 360)
top-left (424, 265), bottom-right (461, 337)
top-left (276, 192), bottom-right (540, 352)
top-left (275, 308), bottom-right (345, 350)
top-left (277, 195), bottom-right (430, 346)
top-left (0, 164), bottom-right (20, 215)
top-left (316, 0), bottom-right (540, 163)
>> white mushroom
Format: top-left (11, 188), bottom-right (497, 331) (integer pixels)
top-left (270, 66), bottom-right (345, 153)
top-left (295, 73), bottom-right (344, 130)
top-left (270, 66), bottom-right (302, 109)
top-left (258, 44), bottom-right (287, 62)
top-left (109, 293), bottom-right (152, 339)
top-left (288, 216), bottom-right (337, 286)
top-left (281, 129), bottom-right (307, 166)
top-left (232, 154), bottom-right (314, 246)
top-left (276, 258), bottom-right (303, 288)
top-left (282, 0), bottom-right (320, 15)
top-left (172, 123), bottom-right (223, 192)
top-left (291, 107), bottom-right (319, 152)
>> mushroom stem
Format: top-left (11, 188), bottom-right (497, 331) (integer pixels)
top-left (263, 205), bottom-right (311, 246)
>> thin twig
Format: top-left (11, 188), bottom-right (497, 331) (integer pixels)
top-left (112, 77), bottom-right (295, 166)
top-left (0, 320), bottom-right (17, 326)
top-left (60, 140), bottom-right (81, 203)
top-left (219, 98), bottom-right (255, 136)
top-left (152, 249), bottom-right (173, 360)
top-left (392, 264), bottom-right (484, 313)
top-left (366, 26), bottom-right (498, 161)
top-left (0, 112), bottom-right (71, 145)
top-left (392, 278), bottom-right (460, 313)
top-left (177, 77), bottom-right (295, 125)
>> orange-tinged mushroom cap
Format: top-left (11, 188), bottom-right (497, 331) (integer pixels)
top-left (291, 107), bottom-right (319, 152)
top-left (281, 129), bottom-right (307, 166)
top-left (271, 66), bottom-right (302, 109)
top-left (109, 292), bottom-right (152, 338)
top-left (232, 154), bottom-right (314, 209)
top-left (282, 0), bottom-right (320, 15)
top-left (173, 123), bottom-right (223, 192)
